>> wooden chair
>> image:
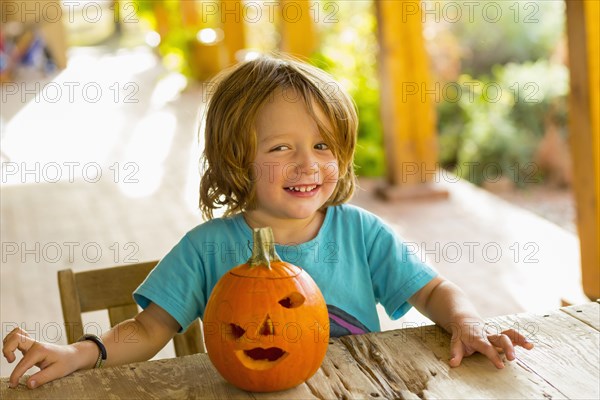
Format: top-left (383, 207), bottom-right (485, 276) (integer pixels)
top-left (57, 261), bottom-right (205, 356)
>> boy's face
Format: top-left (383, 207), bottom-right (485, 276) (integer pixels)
top-left (250, 89), bottom-right (339, 222)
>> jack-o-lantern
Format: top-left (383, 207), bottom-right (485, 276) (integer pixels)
top-left (203, 227), bottom-right (330, 392)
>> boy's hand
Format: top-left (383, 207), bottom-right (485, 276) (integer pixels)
top-left (448, 322), bottom-right (534, 368)
top-left (409, 278), bottom-right (535, 369)
top-left (2, 327), bottom-right (96, 389)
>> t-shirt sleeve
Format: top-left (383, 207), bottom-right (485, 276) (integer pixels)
top-left (368, 222), bottom-right (438, 320)
top-left (133, 234), bottom-right (206, 332)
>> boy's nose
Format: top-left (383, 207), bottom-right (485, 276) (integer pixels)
top-left (287, 162), bottom-right (318, 181)
top-left (292, 151), bottom-right (319, 176)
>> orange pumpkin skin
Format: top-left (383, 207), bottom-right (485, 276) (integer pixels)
top-left (203, 228), bottom-right (330, 392)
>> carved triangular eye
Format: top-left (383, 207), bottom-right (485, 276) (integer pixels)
top-left (278, 292), bottom-right (305, 308)
top-left (228, 323), bottom-right (246, 339)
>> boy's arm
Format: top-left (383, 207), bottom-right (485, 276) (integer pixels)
top-left (409, 276), bottom-right (533, 368)
top-left (3, 302), bottom-right (179, 389)
top-left (98, 302), bottom-right (181, 367)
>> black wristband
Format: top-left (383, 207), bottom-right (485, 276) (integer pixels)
top-left (77, 334), bottom-right (107, 368)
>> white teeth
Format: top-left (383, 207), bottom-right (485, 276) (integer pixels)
top-left (288, 185), bottom-right (317, 192)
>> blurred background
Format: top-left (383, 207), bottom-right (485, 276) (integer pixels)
top-left (1, 0), bottom-right (598, 376)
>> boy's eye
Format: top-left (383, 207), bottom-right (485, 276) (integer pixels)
top-left (315, 143), bottom-right (329, 150)
top-left (270, 145), bottom-right (290, 152)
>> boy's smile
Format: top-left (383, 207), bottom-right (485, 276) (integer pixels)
top-left (245, 88), bottom-right (339, 242)
top-left (284, 184), bottom-right (319, 196)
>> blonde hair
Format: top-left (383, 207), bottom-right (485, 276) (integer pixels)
top-left (199, 55), bottom-right (358, 220)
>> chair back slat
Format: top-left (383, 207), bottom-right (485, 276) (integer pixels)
top-left (173, 320), bottom-right (205, 356)
top-left (108, 304), bottom-right (140, 327)
top-left (57, 269), bottom-right (84, 344)
top-left (57, 262), bottom-right (205, 356)
top-left (76, 262), bottom-right (155, 312)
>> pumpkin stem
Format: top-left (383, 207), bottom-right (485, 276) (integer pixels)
top-left (248, 227), bottom-right (281, 268)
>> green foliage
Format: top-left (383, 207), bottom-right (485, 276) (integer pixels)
top-left (455, 75), bottom-right (534, 185)
top-left (447, 0), bottom-right (565, 76)
top-left (438, 60), bottom-right (568, 185)
top-left (435, 0), bottom-right (568, 186)
top-left (495, 61), bottom-right (569, 137)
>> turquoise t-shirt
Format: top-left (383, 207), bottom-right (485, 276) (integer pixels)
top-left (133, 204), bottom-right (437, 337)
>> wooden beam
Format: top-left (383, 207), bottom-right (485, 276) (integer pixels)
top-left (279, 0), bottom-right (316, 58)
top-left (374, 1), bottom-right (446, 200)
top-left (220, 0), bottom-right (245, 65)
top-left (565, 0), bottom-right (600, 300)
top-left (180, 0), bottom-right (199, 28)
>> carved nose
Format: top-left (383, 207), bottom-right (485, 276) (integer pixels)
top-left (259, 314), bottom-right (274, 336)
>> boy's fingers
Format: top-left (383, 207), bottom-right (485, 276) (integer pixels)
top-left (2, 346), bottom-right (16, 363)
top-left (449, 338), bottom-right (464, 367)
top-left (488, 334), bottom-right (515, 360)
top-left (3, 333), bottom-right (35, 363)
top-left (4, 331), bottom-right (34, 350)
top-left (3, 328), bottom-right (29, 345)
top-left (9, 345), bottom-right (44, 388)
top-left (502, 329), bottom-right (534, 349)
top-left (473, 339), bottom-right (505, 369)
top-left (27, 364), bottom-right (64, 389)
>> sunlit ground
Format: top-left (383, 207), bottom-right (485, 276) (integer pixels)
top-left (1, 45), bottom-right (197, 197)
top-left (0, 43), bottom-right (206, 377)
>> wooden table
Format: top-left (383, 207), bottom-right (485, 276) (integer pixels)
top-left (2, 302), bottom-right (598, 399)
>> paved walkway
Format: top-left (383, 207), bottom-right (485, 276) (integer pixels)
top-left (0, 47), bottom-right (587, 377)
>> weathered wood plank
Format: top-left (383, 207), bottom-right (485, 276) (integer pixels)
top-left (2, 305), bottom-right (598, 399)
top-left (0, 340), bottom-right (382, 400)
top-left (560, 302), bottom-right (600, 330)
top-left (493, 308), bottom-right (600, 400)
top-left (0, 355), bottom-right (254, 400)
top-left (224, 339), bottom-right (388, 399)
top-left (339, 324), bottom-right (565, 400)
top-left (302, 339), bottom-right (385, 399)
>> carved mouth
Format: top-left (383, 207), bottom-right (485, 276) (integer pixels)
top-left (235, 347), bottom-right (288, 370)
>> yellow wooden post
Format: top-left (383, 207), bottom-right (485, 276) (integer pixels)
top-left (153, 1), bottom-right (170, 40)
top-left (180, 0), bottom-right (199, 28)
top-left (566, 0), bottom-right (600, 300)
top-left (185, 1), bottom-right (227, 80)
top-left (220, 0), bottom-right (245, 65)
top-left (374, 1), bottom-right (446, 200)
top-left (279, 0), bottom-right (316, 59)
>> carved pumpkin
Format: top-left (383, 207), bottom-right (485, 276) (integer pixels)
top-left (203, 227), bottom-right (330, 392)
